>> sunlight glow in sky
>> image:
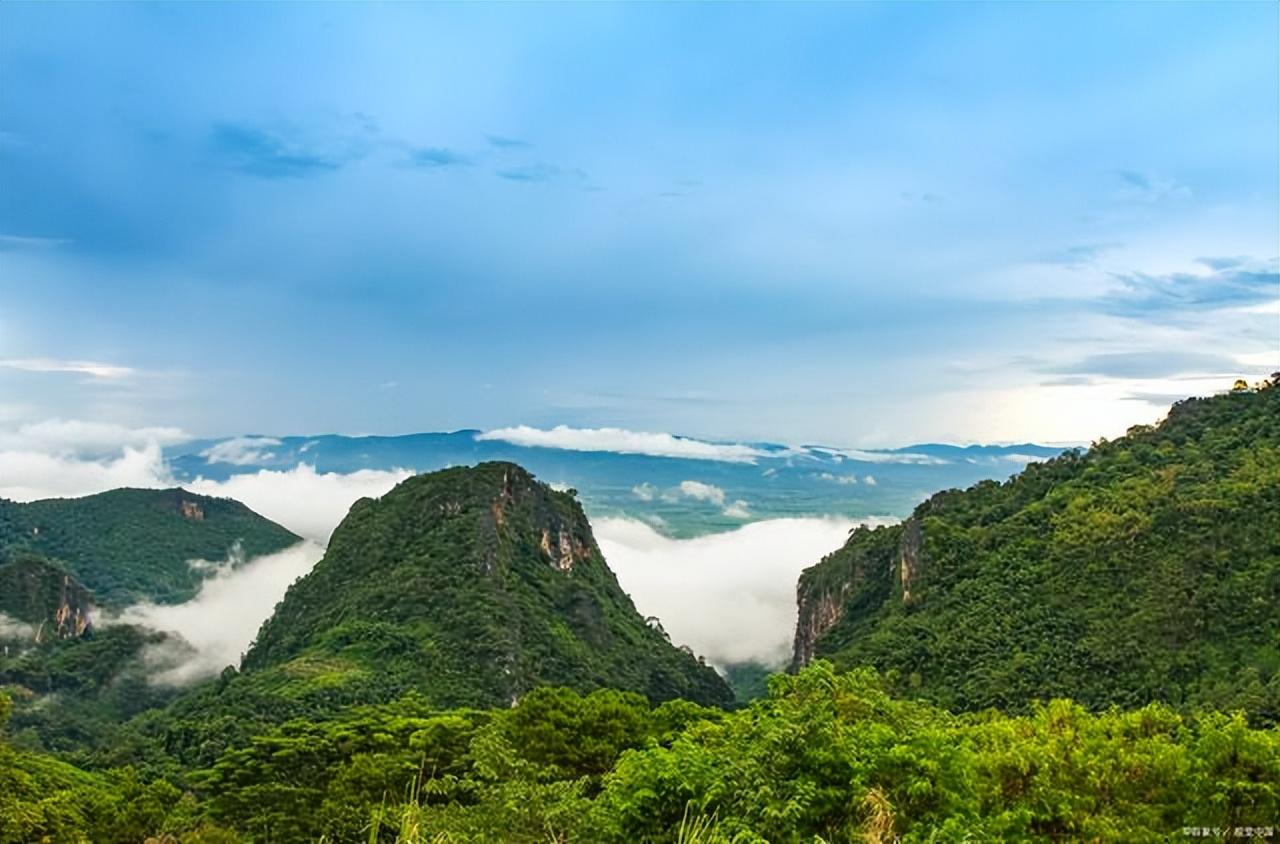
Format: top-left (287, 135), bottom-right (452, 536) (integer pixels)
top-left (1, 2), bottom-right (1276, 446)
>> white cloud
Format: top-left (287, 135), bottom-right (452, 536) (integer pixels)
top-left (109, 541), bottom-right (326, 685)
top-left (596, 516), bottom-right (887, 666)
top-left (838, 448), bottom-right (948, 465)
top-left (722, 500), bottom-right (751, 519)
top-left (477, 425), bottom-right (770, 463)
top-left (0, 612), bottom-right (37, 642)
top-left (631, 482), bottom-right (656, 501)
top-left (863, 475), bottom-right (877, 485)
top-left (1002, 453), bottom-right (1043, 465)
top-left (200, 436), bottom-right (283, 466)
top-left (0, 443), bottom-right (174, 501)
top-left (0, 419), bottom-right (190, 456)
top-left (818, 472), bottom-right (858, 485)
top-left (678, 480), bottom-right (726, 507)
top-left (0, 427), bottom-right (409, 543)
top-left (185, 464), bottom-right (412, 543)
top-left (0, 357), bottom-right (135, 379)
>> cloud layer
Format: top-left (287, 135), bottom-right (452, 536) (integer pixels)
top-left (595, 516), bottom-right (878, 666)
top-left (0, 421), bottom-right (895, 673)
top-left (110, 541), bottom-right (326, 684)
top-left (477, 425), bottom-right (770, 463)
top-left (185, 464), bottom-right (412, 543)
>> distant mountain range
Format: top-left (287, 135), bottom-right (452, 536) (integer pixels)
top-left (166, 431), bottom-right (1066, 535)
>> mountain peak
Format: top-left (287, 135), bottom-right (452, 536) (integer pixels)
top-left (240, 461), bottom-right (733, 709)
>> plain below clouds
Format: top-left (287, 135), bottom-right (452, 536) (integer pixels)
top-left (595, 516), bottom-right (877, 667)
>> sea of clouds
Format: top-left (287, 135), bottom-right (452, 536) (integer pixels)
top-left (0, 421), bottom-right (880, 682)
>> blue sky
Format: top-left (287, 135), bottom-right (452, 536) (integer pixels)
top-left (1, 2), bottom-right (1277, 447)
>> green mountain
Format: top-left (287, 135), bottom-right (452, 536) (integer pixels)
top-left (235, 462), bottom-right (732, 711)
top-left (793, 380), bottom-right (1280, 721)
top-left (0, 488), bottom-right (300, 607)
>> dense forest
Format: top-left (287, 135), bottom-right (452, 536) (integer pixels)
top-left (0, 488), bottom-right (299, 606)
top-left (3, 663), bottom-right (1278, 843)
top-left (796, 379), bottom-right (1280, 721)
top-left (2, 382), bottom-right (1278, 842)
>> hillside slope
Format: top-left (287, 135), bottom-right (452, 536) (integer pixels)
top-left (793, 380), bottom-right (1280, 721)
top-left (0, 488), bottom-right (300, 606)
top-left (237, 462), bottom-right (731, 710)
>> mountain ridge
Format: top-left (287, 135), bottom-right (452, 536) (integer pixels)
top-left (793, 380), bottom-right (1280, 721)
top-left (0, 487), bottom-right (301, 607)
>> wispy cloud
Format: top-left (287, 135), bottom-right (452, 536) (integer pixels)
top-left (836, 448), bottom-right (949, 465)
top-left (1041, 351), bottom-right (1243, 380)
top-left (0, 358), bottom-right (135, 379)
top-left (406, 147), bottom-right (472, 169)
top-left (209, 122), bottom-right (345, 179)
top-left (1038, 242), bottom-right (1123, 268)
top-left (1102, 259), bottom-right (1279, 318)
top-left (200, 436), bottom-right (283, 466)
top-left (486, 134), bottom-right (531, 149)
top-left (1113, 169), bottom-right (1191, 203)
top-left (476, 425), bottom-right (770, 463)
top-left (0, 234), bottom-right (70, 251)
top-left (495, 163), bottom-right (589, 185)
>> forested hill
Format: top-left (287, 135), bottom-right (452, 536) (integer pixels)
top-left (794, 378), bottom-right (1280, 721)
top-left (233, 462), bottom-right (731, 711)
top-left (0, 488), bottom-right (300, 606)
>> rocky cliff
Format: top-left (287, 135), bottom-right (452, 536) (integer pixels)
top-left (0, 554), bottom-right (95, 642)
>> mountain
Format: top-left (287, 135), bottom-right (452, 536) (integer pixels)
top-left (793, 380), bottom-right (1280, 721)
top-left (0, 553), bottom-right (179, 750)
top-left (166, 432), bottom-right (1065, 537)
top-left (0, 488), bottom-right (300, 606)
top-left (236, 462), bottom-right (732, 710)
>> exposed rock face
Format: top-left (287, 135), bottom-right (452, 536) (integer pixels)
top-left (791, 518), bottom-right (914, 669)
top-left (897, 518), bottom-right (924, 604)
top-left (792, 584), bottom-right (849, 667)
top-left (0, 554), bottom-right (95, 642)
top-left (179, 499), bottom-right (205, 521)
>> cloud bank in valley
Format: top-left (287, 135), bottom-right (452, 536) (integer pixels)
top-left (595, 516), bottom-right (878, 666)
top-left (110, 541), bottom-right (326, 685)
top-left (1, 420), bottom-right (888, 675)
top-left (185, 464), bottom-right (413, 543)
top-left (0, 443), bottom-right (173, 501)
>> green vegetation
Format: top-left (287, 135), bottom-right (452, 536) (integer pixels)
top-left (4, 386), bottom-right (1279, 842)
top-left (0, 487), bottom-right (300, 606)
top-left (796, 379), bottom-right (1280, 721)
top-left (229, 463), bottom-right (731, 715)
top-left (4, 663), bottom-right (1278, 843)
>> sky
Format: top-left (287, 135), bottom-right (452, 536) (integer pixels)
top-left (2, 2), bottom-right (1277, 448)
